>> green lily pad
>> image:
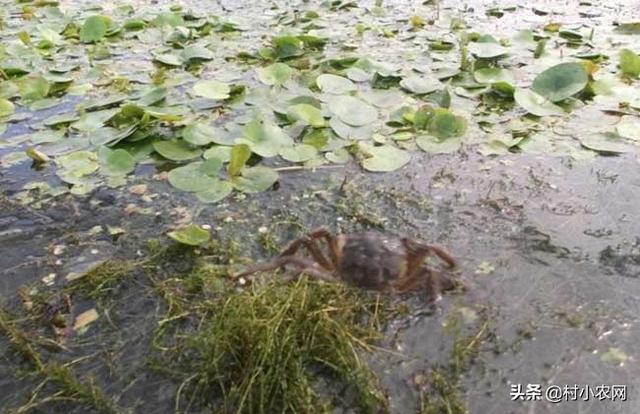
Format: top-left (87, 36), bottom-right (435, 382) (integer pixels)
top-left (59, 151), bottom-right (99, 177)
top-left (182, 123), bottom-right (216, 146)
top-left (272, 35), bottom-right (304, 59)
top-left (0, 99), bottom-right (15, 117)
top-left (399, 76), bottom-right (441, 94)
top-left (316, 74), bottom-right (356, 94)
top-left (168, 161), bottom-right (220, 192)
top-left (168, 224), bottom-right (210, 246)
top-left (514, 88), bottom-right (565, 116)
top-left (137, 86), bottom-right (167, 106)
top-left (579, 133), bottom-right (633, 154)
top-left (80, 15), bottom-right (112, 43)
top-left (416, 135), bottom-right (462, 154)
top-left (620, 49), bottom-right (640, 78)
top-left (204, 146), bottom-right (232, 162)
top-left (181, 45), bottom-right (214, 63)
top-left (531, 62), bottom-right (588, 102)
top-left (237, 120), bottom-right (293, 157)
top-left (469, 42), bottom-right (508, 58)
top-left (616, 117), bottom-right (640, 141)
top-left (428, 109), bottom-right (467, 139)
top-left (361, 145), bottom-right (410, 172)
top-left (279, 144), bottom-right (318, 162)
top-left (101, 148), bottom-right (135, 176)
top-left (257, 62), bottom-right (293, 86)
top-left (287, 103), bottom-right (325, 127)
top-left (153, 139), bottom-right (202, 161)
top-left (232, 166), bottom-right (279, 193)
top-left (196, 181), bottom-right (233, 203)
top-left (19, 76), bottom-right (50, 101)
top-left (473, 68), bottom-right (515, 85)
top-left (328, 95), bottom-right (378, 126)
top-left (153, 52), bottom-right (183, 67)
top-left (192, 79), bottom-right (230, 100)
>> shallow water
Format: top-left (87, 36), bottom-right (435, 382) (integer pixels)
top-left (1, 0), bottom-right (639, 413)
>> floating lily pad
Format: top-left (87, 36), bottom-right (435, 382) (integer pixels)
top-left (328, 95), bottom-right (378, 126)
top-left (416, 135), bottom-right (462, 154)
top-left (620, 49), bottom-right (640, 78)
top-left (181, 45), bottom-right (214, 63)
top-left (192, 79), bottom-right (230, 100)
top-left (616, 118), bottom-right (640, 141)
top-left (279, 144), bottom-right (318, 162)
top-left (468, 42), bottom-right (508, 58)
top-left (257, 63), bottom-right (293, 86)
top-left (168, 224), bottom-right (210, 246)
top-left (196, 181), bottom-right (233, 203)
top-left (361, 145), bottom-right (410, 172)
top-left (400, 76), bottom-right (441, 94)
top-left (19, 76), bottom-right (50, 101)
top-left (0, 99), bottom-right (14, 117)
top-left (80, 15), bottom-right (112, 43)
top-left (287, 103), bottom-right (325, 127)
top-left (514, 88), bottom-right (565, 117)
top-left (182, 123), bottom-right (216, 146)
top-left (232, 166), bottom-right (279, 193)
top-left (153, 52), bottom-right (183, 66)
top-left (237, 120), bottom-right (292, 157)
top-left (316, 74), bottom-right (356, 94)
top-left (168, 161), bottom-right (220, 192)
top-left (531, 62), bottom-right (588, 102)
top-left (101, 148), bottom-right (135, 176)
top-left (428, 109), bottom-right (467, 139)
top-left (153, 139), bottom-right (202, 161)
top-left (579, 133), bottom-right (633, 154)
top-left (59, 151), bottom-right (99, 177)
top-left (473, 68), bottom-right (514, 85)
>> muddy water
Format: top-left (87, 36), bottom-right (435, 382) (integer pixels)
top-left (1, 0), bottom-right (640, 413)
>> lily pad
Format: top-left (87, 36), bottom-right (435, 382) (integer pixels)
top-left (361, 145), bottom-right (410, 172)
top-left (101, 148), bottom-right (135, 176)
top-left (428, 109), bottom-right (467, 139)
top-left (531, 62), bottom-right (588, 102)
top-left (400, 76), bottom-right (441, 94)
top-left (80, 15), bottom-right (112, 43)
top-left (168, 162), bottom-right (220, 192)
top-left (59, 151), bottom-right (99, 177)
top-left (192, 79), bottom-right (230, 100)
top-left (153, 139), bottom-right (202, 161)
top-left (468, 42), bottom-right (508, 59)
top-left (0, 99), bottom-right (15, 117)
top-left (514, 88), bottom-right (565, 117)
top-left (287, 103), bottom-right (325, 127)
top-left (316, 74), bottom-right (356, 94)
top-left (620, 49), bottom-right (640, 78)
top-left (328, 95), bottom-right (378, 126)
top-left (182, 123), bottom-right (216, 146)
top-left (196, 181), bottom-right (233, 203)
top-left (416, 135), bottom-right (462, 154)
top-left (168, 224), bottom-right (210, 246)
top-left (237, 120), bottom-right (293, 157)
top-left (473, 68), bottom-right (514, 85)
top-left (257, 63), bottom-right (293, 86)
top-left (19, 76), bottom-right (50, 101)
top-left (232, 166), bottom-right (279, 193)
top-left (279, 144), bottom-right (318, 162)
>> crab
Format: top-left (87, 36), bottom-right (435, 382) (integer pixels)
top-left (236, 227), bottom-right (463, 301)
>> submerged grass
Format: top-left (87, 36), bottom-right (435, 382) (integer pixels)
top-left (154, 276), bottom-right (389, 413)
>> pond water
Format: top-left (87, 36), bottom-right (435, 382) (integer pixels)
top-left (1, 0), bottom-right (639, 413)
